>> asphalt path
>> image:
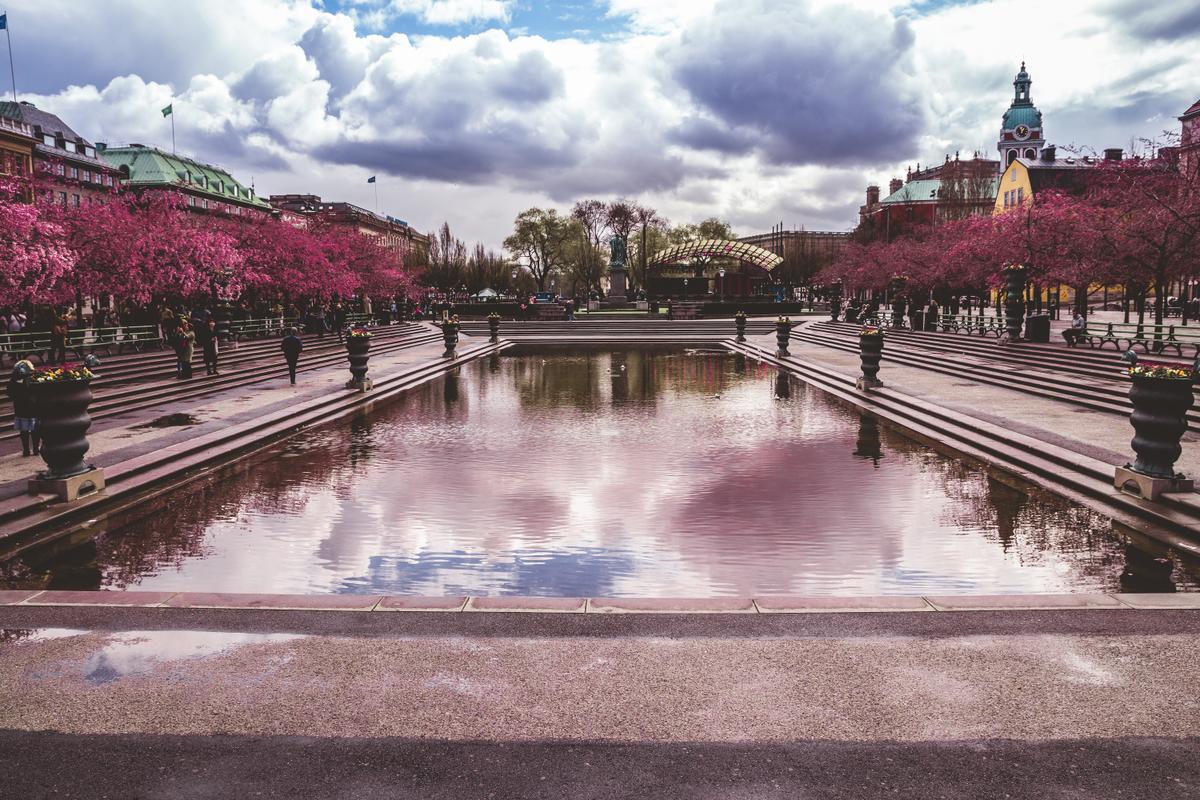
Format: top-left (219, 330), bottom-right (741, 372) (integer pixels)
top-left (1, 731), bottom-right (1196, 799)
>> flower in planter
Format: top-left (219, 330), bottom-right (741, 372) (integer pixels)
top-left (348, 328), bottom-right (372, 339)
top-left (1128, 361), bottom-right (1197, 381)
top-left (30, 364), bottom-right (95, 383)
top-left (859, 326), bottom-right (884, 337)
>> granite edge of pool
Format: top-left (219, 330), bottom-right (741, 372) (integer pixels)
top-left (2, 590), bottom-right (1199, 613)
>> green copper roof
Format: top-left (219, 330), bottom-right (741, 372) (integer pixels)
top-left (98, 145), bottom-right (270, 209)
top-left (881, 180), bottom-right (941, 203)
top-left (1002, 105), bottom-right (1043, 130)
top-left (881, 177), bottom-right (1000, 205)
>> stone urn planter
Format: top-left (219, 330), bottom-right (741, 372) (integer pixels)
top-left (857, 327), bottom-right (884, 390)
top-left (34, 375), bottom-right (96, 479)
top-left (345, 330), bottom-right (372, 391)
top-left (1002, 265), bottom-right (1027, 341)
top-left (734, 311), bottom-right (747, 342)
top-left (829, 282), bottom-right (843, 322)
top-left (487, 313), bottom-right (501, 340)
top-left (443, 316), bottom-right (460, 357)
top-left (1114, 353), bottom-right (1197, 499)
top-left (775, 317), bottom-right (792, 355)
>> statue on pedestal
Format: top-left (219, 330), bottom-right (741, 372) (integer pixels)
top-left (607, 235), bottom-right (629, 301)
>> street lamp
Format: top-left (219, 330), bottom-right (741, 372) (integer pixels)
top-left (718, 267), bottom-right (726, 302)
top-left (683, 278), bottom-right (689, 302)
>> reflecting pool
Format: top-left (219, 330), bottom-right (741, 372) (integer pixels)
top-left (8, 346), bottom-right (1198, 596)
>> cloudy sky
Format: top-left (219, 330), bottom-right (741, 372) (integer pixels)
top-left (9, 0), bottom-right (1199, 247)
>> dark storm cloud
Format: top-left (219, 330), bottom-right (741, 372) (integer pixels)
top-left (667, 117), bottom-right (757, 155)
top-left (1101, 0), bottom-right (1200, 41)
top-left (667, 0), bottom-right (925, 167)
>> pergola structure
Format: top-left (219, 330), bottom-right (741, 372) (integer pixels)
top-left (648, 239), bottom-right (784, 271)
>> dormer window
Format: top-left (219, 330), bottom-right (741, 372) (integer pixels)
top-left (42, 134), bottom-right (54, 146)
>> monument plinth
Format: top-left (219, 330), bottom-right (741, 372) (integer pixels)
top-left (602, 234), bottom-right (633, 308)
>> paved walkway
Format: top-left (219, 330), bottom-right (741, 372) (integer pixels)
top-left (775, 328), bottom-right (1200, 479)
top-left (0, 604), bottom-right (1197, 798)
top-left (0, 327), bottom-right (445, 494)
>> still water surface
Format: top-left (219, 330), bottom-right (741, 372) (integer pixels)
top-left (13, 347), bottom-right (1198, 596)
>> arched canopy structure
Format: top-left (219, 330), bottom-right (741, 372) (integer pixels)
top-left (648, 239), bottom-right (784, 272)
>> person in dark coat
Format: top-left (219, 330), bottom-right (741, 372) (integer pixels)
top-left (281, 328), bottom-right (303, 385)
top-left (197, 318), bottom-right (220, 375)
top-left (333, 302), bottom-right (348, 343)
top-left (9, 360), bottom-right (39, 456)
top-left (174, 319), bottom-right (195, 379)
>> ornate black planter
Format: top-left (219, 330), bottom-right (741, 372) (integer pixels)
top-left (35, 379), bottom-right (95, 479)
top-left (775, 318), bottom-right (792, 355)
top-left (858, 333), bottom-right (884, 389)
top-left (443, 319), bottom-right (460, 357)
top-left (214, 304), bottom-right (233, 343)
top-left (829, 282), bottom-right (843, 322)
top-left (735, 312), bottom-right (747, 342)
top-left (1003, 266), bottom-right (1026, 340)
top-left (345, 337), bottom-right (371, 389)
top-left (1126, 374), bottom-right (1194, 478)
top-left (487, 313), bottom-right (500, 340)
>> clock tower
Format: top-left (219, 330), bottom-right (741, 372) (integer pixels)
top-left (998, 62), bottom-right (1045, 172)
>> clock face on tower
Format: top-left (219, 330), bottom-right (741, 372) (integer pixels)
top-left (1014, 124), bottom-right (1031, 141)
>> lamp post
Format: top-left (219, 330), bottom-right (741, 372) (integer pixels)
top-left (718, 267), bottom-right (726, 303)
top-left (683, 278), bottom-right (689, 303)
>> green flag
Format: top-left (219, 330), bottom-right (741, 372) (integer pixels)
top-left (162, 104), bottom-right (173, 118)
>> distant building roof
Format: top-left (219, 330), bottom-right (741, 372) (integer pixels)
top-left (99, 144), bottom-right (269, 209)
top-left (880, 180), bottom-right (941, 204)
top-left (1181, 99), bottom-right (1200, 120)
top-left (1014, 156), bottom-right (1094, 194)
top-left (0, 100), bottom-right (116, 172)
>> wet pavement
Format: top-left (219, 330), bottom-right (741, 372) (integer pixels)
top-left (1, 607), bottom-right (1198, 799)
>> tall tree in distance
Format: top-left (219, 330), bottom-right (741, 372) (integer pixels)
top-left (503, 208), bottom-right (573, 292)
top-left (423, 221), bottom-right (467, 292)
top-left (571, 199), bottom-right (610, 296)
top-left (629, 204), bottom-right (665, 292)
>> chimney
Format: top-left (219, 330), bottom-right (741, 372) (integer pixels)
top-left (1104, 147), bottom-right (1123, 161)
top-left (889, 177), bottom-right (904, 195)
top-left (866, 185), bottom-right (880, 207)
top-left (1040, 145), bottom-right (1056, 161)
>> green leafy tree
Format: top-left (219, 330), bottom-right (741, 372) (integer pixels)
top-left (503, 208), bottom-right (573, 292)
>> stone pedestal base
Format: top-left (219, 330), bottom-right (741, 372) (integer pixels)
top-left (29, 468), bottom-right (106, 502)
top-left (346, 378), bottom-right (373, 392)
top-left (856, 377), bottom-right (883, 391)
top-left (1114, 466), bottom-right (1193, 501)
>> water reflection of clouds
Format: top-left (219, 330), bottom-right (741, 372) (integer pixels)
top-left (63, 348), bottom-right (1161, 597)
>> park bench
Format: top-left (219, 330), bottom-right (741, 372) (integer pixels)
top-left (229, 317), bottom-right (292, 341)
top-left (115, 324), bottom-right (164, 354)
top-left (937, 314), bottom-right (1004, 337)
top-left (0, 332), bottom-right (49, 365)
top-left (1073, 321), bottom-right (1200, 357)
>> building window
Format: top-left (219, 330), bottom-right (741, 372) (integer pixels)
top-left (69, 166), bottom-right (78, 179)
top-left (71, 194), bottom-right (80, 207)
top-left (58, 191), bottom-right (67, 206)
top-left (1017, 187), bottom-right (1024, 204)
top-left (56, 163), bottom-right (65, 176)
top-left (1003, 191), bottom-right (1009, 208)
top-left (82, 170), bottom-right (91, 183)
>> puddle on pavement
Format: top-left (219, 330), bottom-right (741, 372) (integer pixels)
top-left (134, 413), bottom-right (202, 429)
top-left (1, 628), bottom-right (302, 684)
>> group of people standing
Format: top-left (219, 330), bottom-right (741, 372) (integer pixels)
top-left (161, 309), bottom-right (221, 379)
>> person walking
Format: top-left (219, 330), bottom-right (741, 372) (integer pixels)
top-left (334, 301), bottom-right (348, 343)
top-left (174, 319), bottom-right (196, 379)
top-left (199, 318), bottom-right (220, 375)
top-left (49, 314), bottom-right (69, 365)
top-left (281, 327), bottom-right (303, 385)
top-left (9, 360), bottom-right (39, 457)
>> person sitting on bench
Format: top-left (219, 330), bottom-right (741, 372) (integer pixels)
top-left (1062, 312), bottom-right (1086, 345)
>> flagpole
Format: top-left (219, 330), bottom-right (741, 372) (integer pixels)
top-left (373, 180), bottom-right (378, 214)
top-left (5, 21), bottom-right (16, 102)
top-left (171, 112), bottom-right (175, 154)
